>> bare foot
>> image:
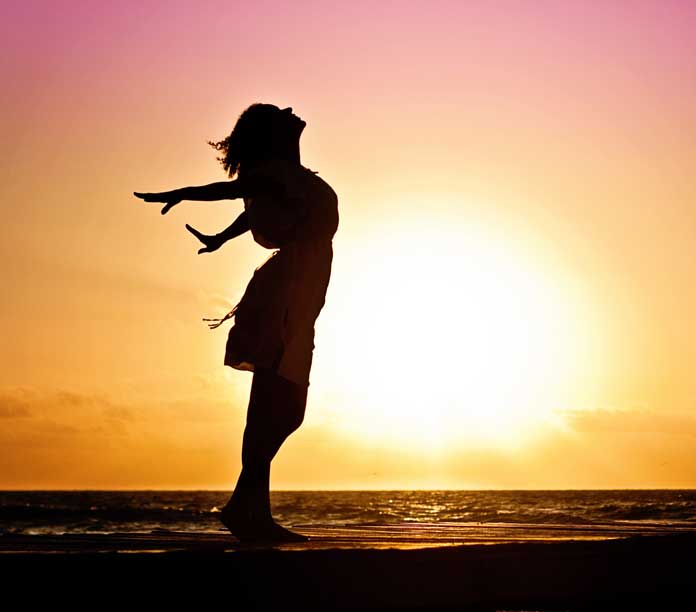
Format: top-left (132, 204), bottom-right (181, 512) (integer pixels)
top-left (263, 521), bottom-right (310, 543)
top-left (219, 504), bottom-right (308, 543)
top-left (219, 503), bottom-right (260, 541)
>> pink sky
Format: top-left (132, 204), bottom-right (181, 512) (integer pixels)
top-left (2, 1), bottom-right (696, 488)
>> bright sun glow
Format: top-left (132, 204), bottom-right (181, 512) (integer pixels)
top-left (313, 219), bottom-right (603, 453)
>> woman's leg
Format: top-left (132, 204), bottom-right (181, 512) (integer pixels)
top-left (221, 366), bottom-right (307, 539)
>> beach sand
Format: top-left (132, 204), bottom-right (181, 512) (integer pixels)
top-left (2, 522), bottom-right (694, 610)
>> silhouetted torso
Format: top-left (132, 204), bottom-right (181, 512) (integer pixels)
top-left (225, 160), bottom-right (339, 386)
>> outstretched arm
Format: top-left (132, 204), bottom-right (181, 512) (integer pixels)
top-left (175, 181), bottom-right (244, 202)
top-left (134, 180), bottom-right (246, 215)
top-left (185, 211), bottom-right (250, 254)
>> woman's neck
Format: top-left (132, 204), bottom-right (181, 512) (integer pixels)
top-left (288, 140), bottom-right (301, 164)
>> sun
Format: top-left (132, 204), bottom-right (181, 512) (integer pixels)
top-left (312, 218), bottom-right (603, 453)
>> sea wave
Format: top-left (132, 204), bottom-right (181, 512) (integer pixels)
top-left (1, 490), bottom-right (695, 535)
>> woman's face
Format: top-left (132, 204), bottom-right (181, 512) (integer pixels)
top-left (277, 106), bottom-right (306, 135)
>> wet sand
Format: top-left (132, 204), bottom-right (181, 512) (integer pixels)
top-left (2, 523), bottom-right (695, 610)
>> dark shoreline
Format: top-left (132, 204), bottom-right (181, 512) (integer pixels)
top-left (3, 532), bottom-right (695, 610)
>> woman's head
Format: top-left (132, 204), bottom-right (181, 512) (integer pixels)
top-left (209, 103), bottom-right (306, 179)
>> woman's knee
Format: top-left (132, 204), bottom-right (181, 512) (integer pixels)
top-left (286, 404), bottom-right (305, 436)
top-left (287, 380), bottom-right (307, 433)
top-left (242, 369), bottom-right (307, 458)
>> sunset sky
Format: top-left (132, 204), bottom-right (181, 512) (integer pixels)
top-left (2, 0), bottom-right (695, 489)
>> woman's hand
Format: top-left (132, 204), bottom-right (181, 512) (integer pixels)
top-left (133, 191), bottom-right (182, 215)
top-left (185, 224), bottom-right (226, 254)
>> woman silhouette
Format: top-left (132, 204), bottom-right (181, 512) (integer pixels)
top-left (134, 103), bottom-right (339, 542)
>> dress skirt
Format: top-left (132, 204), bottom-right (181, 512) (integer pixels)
top-left (221, 240), bottom-right (333, 388)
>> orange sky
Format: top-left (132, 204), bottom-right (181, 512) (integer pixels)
top-left (2, 1), bottom-right (696, 489)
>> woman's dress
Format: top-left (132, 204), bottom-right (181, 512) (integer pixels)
top-left (209, 159), bottom-right (339, 387)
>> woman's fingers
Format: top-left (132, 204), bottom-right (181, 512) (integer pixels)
top-left (161, 200), bottom-right (180, 215)
top-left (186, 224), bottom-right (216, 254)
top-left (134, 190), bottom-right (180, 215)
top-left (185, 223), bottom-right (204, 239)
top-left (133, 191), bottom-right (161, 202)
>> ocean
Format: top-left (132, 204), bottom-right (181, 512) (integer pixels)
top-left (2, 490), bottom-right (695, 535)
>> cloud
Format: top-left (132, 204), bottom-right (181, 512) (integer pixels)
top-left (4, 384), bottom-right (696, 489)
top-left (561, 408), bottom-right (696, 437)
top-left (103, 406), bottom-right (136, 421)
top-left (0, 391), bottom-right (32, 418)
top-left (0, 387), bottom-right (135, 450)
top-left (0, 383), bottom-right (244, 488)
top-left (54, 389), bottom-right (104, 409)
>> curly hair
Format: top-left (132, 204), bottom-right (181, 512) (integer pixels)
top-left (208, 103), bottom-right (293, 179)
